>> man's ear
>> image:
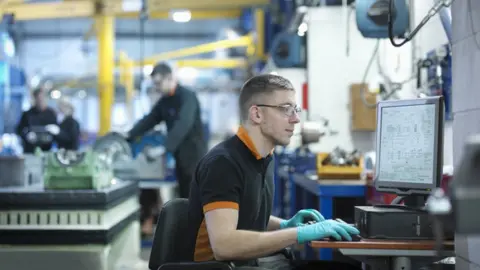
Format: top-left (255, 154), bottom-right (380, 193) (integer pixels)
top-left (250, 106), bottom-right (262, 124)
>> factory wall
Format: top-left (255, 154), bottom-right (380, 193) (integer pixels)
top-left (451, 0), bottom-right (480, 268)
top-left (306, 2), bottom-right (453, 165)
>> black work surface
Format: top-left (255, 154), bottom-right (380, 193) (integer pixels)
top-left (0, 212), bottom-right (139, 245)
top-left (0, 180), bottom-right (138, 210)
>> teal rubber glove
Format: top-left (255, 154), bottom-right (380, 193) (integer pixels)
top-left (280, 209), bottom-right (325, 229)
top-left (296, 219), bottom-right (360, 244)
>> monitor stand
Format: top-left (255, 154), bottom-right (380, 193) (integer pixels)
top-left (373, 195), bottom-right (428, 212)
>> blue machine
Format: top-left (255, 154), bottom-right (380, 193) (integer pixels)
top-left (0, 65), bottom-right (27, 135)
top-left (356, 0), bottom-right (409, 39)
top-left (0, 14), bottom-right (22, 135)
top-left (130, 131), bottom-right (176, 182)
top-left (272, 147), bottom-right (317, 219)
top-left (0, 62), bottom-right (4, 135)
top-left (290, 147), bottom-right (317, 174)
top-left (270, 32), bottom-right (305, 68)
top-left (4, 66), bottom-right (27, 134)
top-left (418, 44), bottom-right (452, 121)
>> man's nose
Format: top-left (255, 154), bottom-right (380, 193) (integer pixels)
top-left (290, 113), bottom-right (301, 124)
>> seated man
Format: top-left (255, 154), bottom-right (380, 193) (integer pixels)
top-left (187, 74), bottom-right (361, 270)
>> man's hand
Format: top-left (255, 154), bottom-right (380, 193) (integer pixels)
top-left (45, 124), bottom-right (60, 135)
top-left (117, 131), bottom-right (134, 142)
top-left (26, 132), bottom-right (37, 143)
top-left (144, 145), bottom-right (166, 162)
top-left (296, 219), bottom-right (360, 243)
top-left (280, 209), bottom-right (325, 229)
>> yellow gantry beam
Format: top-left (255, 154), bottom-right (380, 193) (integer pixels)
top-left (138, 35), bottom-right (254, 66)
top-left (176, 59), bottom-right (248, 69)
top-left (4, 1), bottom-right (95, 20)
top-left (96, 14), bottom-right (115, 136)
top-left (147, 0), bottom-right (269, 10)
top-left (254, 8), bottom-right (266, 60)
top-left (118, 51), bottom-right (135, 123)
top-left (3, 0), bottom-right (266, 21)
top-left (118, 9), bottom-right (241, 20)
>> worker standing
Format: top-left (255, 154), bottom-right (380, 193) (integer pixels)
top-left (15, 89), bottom-right (57, 153)
top-left (127, 62), bottom-right (206, 197)
top-left (125, 62), bottom-right (206, 234)
top-left (46, 97), bottom-right (80, 151)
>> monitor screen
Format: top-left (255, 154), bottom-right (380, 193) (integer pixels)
top-left (374, 97), bottom-right (444, 195)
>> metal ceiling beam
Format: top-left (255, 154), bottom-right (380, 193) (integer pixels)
top-left (20, 32), bottom-right (214, 39)
top-left (61, 0), bottom-right (269, 10)
top-left (3, 1), bottom-right (252, 21)
top-left (4, 1), bottom-right (95, 20)
top-left (176, 59), bottom-right (248, 69)
top-left (117, 9), bottom-right (242, 19)
top-left (147, 0), bottom-right (269, 10)
top-left (138, 34), bottom-right (254, 66)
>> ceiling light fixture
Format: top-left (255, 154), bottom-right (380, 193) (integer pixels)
top-left (171, 10), bottom-right (191, 23)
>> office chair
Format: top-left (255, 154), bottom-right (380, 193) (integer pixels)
top-left (149, 198), bottom-right (234, 270)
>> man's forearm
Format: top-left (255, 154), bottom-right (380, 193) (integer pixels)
top-left (267, 215), bottom-right (285, 231)
top-left (214, 228), bottom-right (297, 261)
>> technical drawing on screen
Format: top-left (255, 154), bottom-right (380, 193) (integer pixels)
top-left (374, 96), bottom-right (444, 196)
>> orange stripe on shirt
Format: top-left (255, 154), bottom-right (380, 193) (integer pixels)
top-left (203, 201), bottom-right (239, 213)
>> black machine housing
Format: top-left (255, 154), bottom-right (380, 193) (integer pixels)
top-left (355, 205), bottom-right (454, 240)
top-left (355, 206), bottom-right (432, 240)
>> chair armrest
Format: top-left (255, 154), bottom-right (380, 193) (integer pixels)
top-left (281, 247), bottom-right (296, 261)
top-left (158, 261), bottom-right (234, 270)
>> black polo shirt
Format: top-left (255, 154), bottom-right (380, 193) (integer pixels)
top-left (187, 126), bottom-right (275, 263)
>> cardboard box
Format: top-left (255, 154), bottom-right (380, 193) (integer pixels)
top-left (350, 83), bottom-right (377, 131)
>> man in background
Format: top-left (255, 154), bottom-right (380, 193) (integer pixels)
top-left (126, 62), bottom-right (207, 234)
top-left (47, 97), bottom-right (81, 150)
top-left (16, 88), bottom-right (57, 153)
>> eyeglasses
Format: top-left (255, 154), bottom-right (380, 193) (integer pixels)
top-left (256, 104), bottom-right (302, 117)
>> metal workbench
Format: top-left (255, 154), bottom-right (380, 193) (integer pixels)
top-left (0, 180), bottom-right (141, 270)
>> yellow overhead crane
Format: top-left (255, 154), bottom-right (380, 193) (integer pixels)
top-left (137, 35), bottom-right (255, 67)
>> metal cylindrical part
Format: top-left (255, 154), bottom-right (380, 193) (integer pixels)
top-left (301, 121), bottom-right (324, 145)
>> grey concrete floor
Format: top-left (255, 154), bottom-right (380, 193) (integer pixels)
top-left (115, 249), bottom-right (151, 270)
top-left (141, 248), bottom-right (151, 261)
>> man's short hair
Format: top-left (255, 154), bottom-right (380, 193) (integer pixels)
top-left (32, 88), bottom-right (43, 98)
top-left (239, 74), bottom-right (295, 121)
top-left (59, 97), bottom-right (74, 112)
top-left (150, 62), bottom-right (172, 77)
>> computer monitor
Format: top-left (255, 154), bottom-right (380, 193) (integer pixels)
top-left (374, 96), bottom-right (444, 207)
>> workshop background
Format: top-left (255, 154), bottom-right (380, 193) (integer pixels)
top-left (3, 0), bottom-right (453, 160)
top-left (0, 0), bottom-right (471, 269)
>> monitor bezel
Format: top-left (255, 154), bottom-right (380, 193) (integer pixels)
top-left (374, 96), bottom-right (444, 196)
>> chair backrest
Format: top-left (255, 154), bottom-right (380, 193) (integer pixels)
top-left (149, 198), bottom-right (192, 270)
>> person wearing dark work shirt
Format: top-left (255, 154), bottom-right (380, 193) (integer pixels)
top-left (126, 62), bottom-right (207, 234)
top-left (187, 75), bottom-right (361, 270)
top-left (16, 88), bottom-right (57, 153)
top-left (46, 97), bottom-right (80, 150)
